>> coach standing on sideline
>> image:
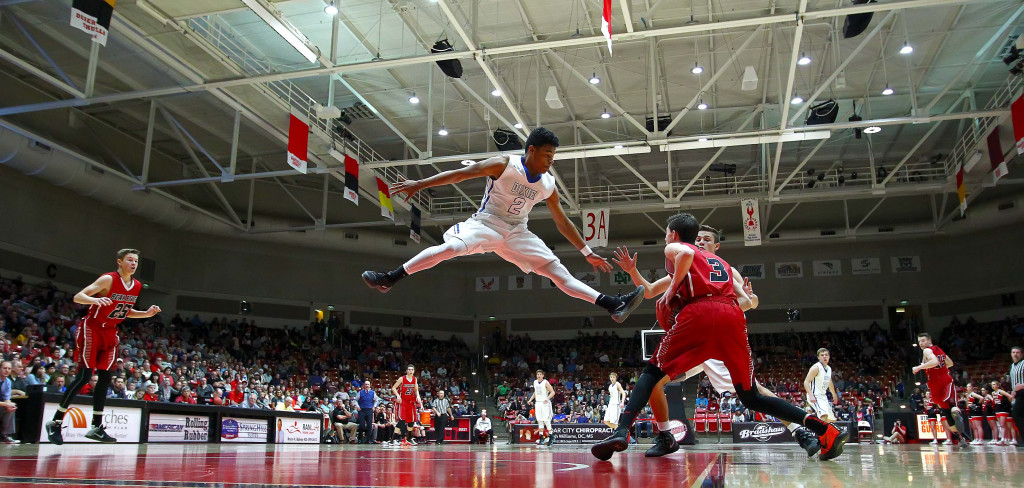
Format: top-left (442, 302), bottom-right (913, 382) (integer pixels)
top-left (357, 380), bottom-right (376, 444)
top-left (432, 390), bottom-right (453, 445)
top-left (1010, 346), bottom-right (1024, 449)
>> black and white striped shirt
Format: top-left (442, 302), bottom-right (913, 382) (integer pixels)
top-left (1011, 359), bottom-right (1024, 391)
top-left (433, 397), bottom-right (452, 417)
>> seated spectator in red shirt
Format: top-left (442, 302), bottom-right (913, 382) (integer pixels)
top-left (211, 388), bottom-right (226, 406)
top-left (79, 374), bottom-right (98, 395)
top-left (175, 386), bottom-right (197, 405)
top-left (142, 384), bottom-right (159, 402)
top-left (227, 383), bottom-right (246, 405)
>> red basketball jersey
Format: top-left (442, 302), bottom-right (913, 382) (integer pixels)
top-left (923, 346), bottom-right (953, 384)
top-left (85, 272), bottom-right (141, 326)
top-left (665, 243), bottom-right (736, 301)
top-left (400, 375), bottom-right (417, 400)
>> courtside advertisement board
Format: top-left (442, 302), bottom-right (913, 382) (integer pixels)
top-left (148, 413), bottom-right (211, 442)
top-left (40, 403), bottom-right (142, 443)
top-left (221, 417), bottom-right (269, 443)
top-left (276, 417), bottom-right (321, 444)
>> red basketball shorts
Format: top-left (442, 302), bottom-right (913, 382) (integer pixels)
top-left (652, 297), bottom-right (753, 391)
top-left (398, 399), bottom-right (417, 423)
top-left (929, 380), bottom-right (956, 410)
top-left (74, 318), bottom-right (120, 371)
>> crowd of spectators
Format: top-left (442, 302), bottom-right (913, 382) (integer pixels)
top-left (0, 274), bottom-right (478, 443)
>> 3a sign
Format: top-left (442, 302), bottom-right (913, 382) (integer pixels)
top-left (581, 208), bottom-right (610, 248)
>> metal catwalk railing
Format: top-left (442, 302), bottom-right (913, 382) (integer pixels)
top-left (943, 73), bottom-right (1023, 177)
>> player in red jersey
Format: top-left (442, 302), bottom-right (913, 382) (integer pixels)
top-left (912, 332), bottom-right (970, 446)
top-left (46, 249), bottom-right (161, 444)
top-left (391, 364), bottom-right (422, 446)
top-left (591, 213), bottom-right (847, 462)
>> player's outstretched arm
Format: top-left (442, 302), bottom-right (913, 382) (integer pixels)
top-left (545, 192), bottom-right (612, 273)
top-left (390, 155), bottom-right (508, 201)
top-left (657, 243), bottom-right (694, 310)
top-left (127, 305), bottom-right (162, 319)
top-left (734, 268), bottom-right (759, 310)
top-left (612, 246), bottom-right (670, 298)
top-left (74, 274), bottom-right (113, 306)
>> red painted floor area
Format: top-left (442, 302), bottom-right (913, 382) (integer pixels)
top-left (0, 444), bottom-right (719, 488)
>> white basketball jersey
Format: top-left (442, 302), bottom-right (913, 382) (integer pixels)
top-left (811, 362), bottom-right (831, 397)
top-left (534, 379), bottom-right (550, 404)
top-left (477, 155), bottom-right (556, 225)
top-left (608, 382), bottom-right (621, 405)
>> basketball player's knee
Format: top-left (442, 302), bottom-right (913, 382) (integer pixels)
top-left (735, 387), bottom-right (764, 407)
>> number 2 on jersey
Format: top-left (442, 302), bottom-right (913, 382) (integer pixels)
top-left (507, 197), bottom-right (526, 215)
top-left (107, 303), bottom-right (131, 320)
top-left (707, 257), bottom-right (729, 283)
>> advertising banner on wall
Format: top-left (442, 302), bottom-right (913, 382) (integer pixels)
top-left (850, 258), bottom-right (882, 275)
top-left (221, 417), bottom-right (269, 443)
top-left (512, 423), bottom-right (612, 444)
top-left (915, 414), bottom-right (948, 440)
top-left (738, 264), bottom-right (765, 280)
top-left (775, 262), bottom-right (803, 278)
top-left (812, 260), bottom-right (842, 277)
top-left (732, 421), bottom-right (855, 444)
top-left (275, 417), bottom-right (322, 444)
top-left (891, 256), bottom-right (921, 273)
top-left (40, 403), bottom-right (141, 443)
top-left (148, 413), bottom-right (211, 442)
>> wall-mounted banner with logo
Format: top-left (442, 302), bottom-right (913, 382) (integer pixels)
top-left (574, 271), bottom-right (600, 287)
top-left (148, 414), bottom-right (211, 442)
top-left (475, 276), bottom-right (499, 292)
top-left (850, 257), bottom-right (882, 275)
top-left (581, 208), bottom-right (610, 248)
top-left (737, 264), bottom-right (765, 280)
top-left (812, 260), bottom-right (842, 277)
top-left (40, 403), bottom-right (141, 443)
top-left (775, 262), bottom-right (803, 279)
top-left (507, 274), bottom-right (533, 290)
top-left (512, 423), bottom-right (612, 444)
top-left (733, 421), bottom-right (855, 444)
top-left (221, 417), bottom-right (268, 443)
top-left (891, 256), bottom-right (921, 273)
top-left (740, 198), bottom-right (762, 246)
top-left (275, 417), bottom-right (322, 444)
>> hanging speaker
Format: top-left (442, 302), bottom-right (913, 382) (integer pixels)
top-left (842, 0), bottom-right (877, 39)
top-left (492, 129), bottom-right (522, 152)
top-left (806, 100), bottom-right (838, 125)
top-left (431, 39), bottom-right (463, 78)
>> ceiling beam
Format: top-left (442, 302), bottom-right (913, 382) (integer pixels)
top-left (547, 51), bottom-right (651, 136)
top-left (767, 0), bottom-right (808, 198)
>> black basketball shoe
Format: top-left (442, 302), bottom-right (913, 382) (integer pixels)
top-left (610, 286), bottom-right (645, 323)
top-left (591, 431), bottom-right (630, 461)
top-left (645, 431), bottom-right (680, 457)
top-left (361, 271), bottom-right (394, 293)
top-left (793, 426), bottom-right (821, 457)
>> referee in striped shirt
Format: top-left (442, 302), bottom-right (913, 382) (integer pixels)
top-left (432, 390), bottom-right (453, 445)
top-left (1011, 346), bottom-right (1024, 448)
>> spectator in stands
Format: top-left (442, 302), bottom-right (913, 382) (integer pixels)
top-left (237, 392), bottom-right (261, 409)
top-left (475, 410), bottom-right (494, 444)
top-left (107, 377), bottom-right (129, 400)
top-left (211, 388), bottom-right (225, 406)
top-left (884, 419), bottom-right (907, 444)
top-left (331, 399), bottom-right (357, 443)
top-left (196, 377), bottom-right (213, 402)
top-left (157, 376), bottom-right (177, 403)
top-left (910, 388), bottom-right (923, 413)
top-left (52, 375), bottom-right (66, 393)
top-left (374, 406), bottom-right (393, 444)
top-left (1, 361), bottom-right (18, 443)
top-left (175, 386), bottom-right (197, 404)
top-left (142, 384), bottom-right (159, 402)
top-left (9, 362), bottom-right (27, 394)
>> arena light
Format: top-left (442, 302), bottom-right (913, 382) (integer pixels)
top-left (513, 122), bottom-right (523, 129)
top-left (790, 95), bottom-right (804, 105)
top-left (324, 1), bottom-right (338, 16)
top-left (408, 93), bottom-right (419, 104)
top-left (471, 371), bottom-right (476, 375)
top-left (589, 72), bottom-right (601, 84)
top-left (483, 355), bottom-right (488, 359)
top-left (460, 159), bottom-right (475, 166)
top-left (798, 52), bottom-right (812, 66)
top-left (438, 126), bottom-right (449, 136)
top-left (691, 63), bottom-right (703, 74)
top-left (241, 0), bottom-right (318, 63)
top-left (863, 126), bottom-right (882, 134)
top-left (900, 43), bottom-right (913, 55)
top-left (882, 84), bottom-right (894, 96)
top-left (491, 88), bottom-right (501, 97)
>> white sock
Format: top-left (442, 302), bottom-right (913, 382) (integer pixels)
top-left (787, 423), bottom-right (800, 433)
top-left (657, 421), bottom-right (672, 431)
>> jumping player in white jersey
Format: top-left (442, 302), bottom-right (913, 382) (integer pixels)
top-left (604, 372), bottom-right (628, 429)
top-left (804, 348), bottom-right (839, 422)
top-left (361, 128), bottom-right (643, 322)
top-left (528, 370), bottom-right (555, 446)
top-left (612, 226), bottom-right (821, 458)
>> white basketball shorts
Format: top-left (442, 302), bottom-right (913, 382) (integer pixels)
top-left (443, 213), bottom-right (558, 274)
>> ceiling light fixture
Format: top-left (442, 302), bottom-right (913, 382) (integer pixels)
top-left (438, 126), bottom-right (449, 136)
top-left (324, 1), bottom-right (338, 16)
top-left (491, 88), bottom-right (501, 97)
top-left (241, 0), bottom-right (318, 63)
top-left (882, 84), bottom-right (894, 96)
top-left (900, 43), bottom-right (913, 55)
top-left (691, 63), bottom-right (703, 74)
top-left (697, 100), bottom-right (708, 110)
top-left (790, 95), bottom-right (804, 105)
top-left (408, 93), bottom-right (419, 104)
top-left (589, 73), bottom-right (601, 84)
top-left (601, 108), bottom-right (611, 119)
top-left (513, 122), bottom-right (523, 129)
top-left (864, 126), bottom-right (882, 134)
top-left (798, 52), bottom-right (812, 65)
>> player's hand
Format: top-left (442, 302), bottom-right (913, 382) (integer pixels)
top-left (586, 252), bottom-right (613, 273)
top-left (611, 246), bottom-right (638, 272)
top-left (93, 297), bottom-right (113, 307)
top-left (743, 278), bottom-right (754, 296)
top-left (390, 178), bottom-right (423, 202)
top-left (146, 305), bottom-right (162, 317)
top-left (395, 397), bottom-right (402, 404)
top-left (911, 366), bottom-right (920, 374)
